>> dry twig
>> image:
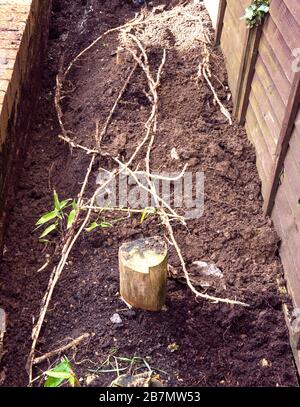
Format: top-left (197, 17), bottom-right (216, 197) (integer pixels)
top-left (33, 333), bottom-right (90, 366)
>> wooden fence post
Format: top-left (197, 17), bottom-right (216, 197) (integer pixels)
top-left (214, 0), bottom-right (227, 46)
top-left (233, 24), bottom-right (263, 124)
top-left (263, 71), bottom-right (300, 216)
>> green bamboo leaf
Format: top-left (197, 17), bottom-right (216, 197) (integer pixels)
top-left (86, 222), bottom-right (99, 232)
top-left (44, 376), bottom-right (65, 388)
top-left (39, 223), bottom-right (57, 238)
top-left (36, 210), bottom-right (58, 226)
top-left (45, 371), bottom-right (71, 379)
top-left (39, 239), bottom-right (50, 244)
top-left (44, 359), bottom-right (73, 387)
top-left (59, 199), bottom-right (71, 211)
top-left (67, 209), bottom-right (77, 230)
top-left (69, 375), bottom-right (75, 387)
top-left (100, 221), bottom-right (112, 228)
top-left (54, 359), bottom-right (72, 372)
top-left (140, 208), bottom-right (148, 224)
top-left (53, 190), bottom-right (60, 211)
top-left (140, 207), bottom-right (155, 224)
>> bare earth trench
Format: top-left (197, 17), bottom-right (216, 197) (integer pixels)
top-left (0, 0), bottom-right (299, 387)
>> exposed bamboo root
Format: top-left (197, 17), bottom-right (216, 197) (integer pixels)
top-left (197, 43), bottom-right (232, 125)
top-left (123, 31), bottom-right (247, 307)
top-left (161, 208), bottom-right (249, 307)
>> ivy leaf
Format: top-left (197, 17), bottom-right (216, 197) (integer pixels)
top-left (244, 7), bottom-right (255, 20)
top-left (258, 4), bottom-right (269, 13)
top-left (39, 223), bottom-right (57, 239)
top-left (242, 1), bottom-right (269, 26)
top-left (36, 210), bottom-right (58, 226)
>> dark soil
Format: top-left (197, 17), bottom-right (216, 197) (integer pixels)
top-left (0, 0), bottom-right (299, 387)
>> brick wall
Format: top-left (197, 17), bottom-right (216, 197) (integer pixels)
top-left (0, 0), bottom-right (52, 255)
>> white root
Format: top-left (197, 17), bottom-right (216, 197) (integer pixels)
top-left (198, 44), bottom-right (232, 125)
top-left (122, 31), bottom-right (247, 307)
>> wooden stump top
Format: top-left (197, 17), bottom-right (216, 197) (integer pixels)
top-left (119, 236), bottom-right (167, 274)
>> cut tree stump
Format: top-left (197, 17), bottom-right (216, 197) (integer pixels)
top-left (119, 237), bottom-right (168, 311)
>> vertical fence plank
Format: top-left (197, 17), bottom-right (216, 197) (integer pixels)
top-left (234, 24), bottom-right (263, 124)
top-left (263, 71), bottom-right (300, 216)
top-left (214, 0), bottom-right (227, 46)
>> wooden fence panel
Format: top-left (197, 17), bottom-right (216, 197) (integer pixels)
top-left (263, 71), bottom-right (300, 214)
top-left (245, 0), bottom-right (299, 199)
top-left (210, 0), bottom-right (300, 325)
top-left (258, 32), bottom-right (291, 104)
top-left (272, 177), bottom-right (300, 308)
top-left (220, 0), bottom-right (248, 99)
top-left (208, 0), bottom-right (300, 373)
top-left (245, 106), bottom-right (269, 199)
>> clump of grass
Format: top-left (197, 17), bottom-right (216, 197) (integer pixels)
top-left (89, 349), bottom-right (167, 387)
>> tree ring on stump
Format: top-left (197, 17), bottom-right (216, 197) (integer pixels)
top-left (119, 236), bottom-right (168, 311)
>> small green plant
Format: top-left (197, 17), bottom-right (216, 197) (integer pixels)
top-left (85, 207), bottom-right (156, 232)
top-left (44, 357), bottom-right (79, 387)
top-left (35, 191), bottom-right (77, 241)
top-left (36, 190), bottom-right (158, 240)
top-left (242, 0), bottom-right (270, 28)
top-left (85, 220), bottom-right (112, 232)
top-left (140, 207), bottom-right (156, 224)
